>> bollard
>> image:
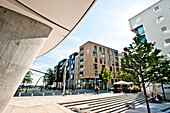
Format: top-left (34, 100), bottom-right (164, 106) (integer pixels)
top-left (53, 93), bottom-right (55, 96)
top-left (78, 92), bottom-right (79, 95)
top-left (42, 93), bottom-right (44, 96)
top-left (70, 92), bottom-right (72, 95)
top-left (84, 92), bottom-right (86, 95)
top-left (18, 93), bottom-right (21, 97)
top-left (31, 93), bottom-right (33, 97)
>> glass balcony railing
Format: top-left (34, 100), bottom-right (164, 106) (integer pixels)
top-left (80, 67), bottom-right (84, 71)
top-left (80, 55), bottom-right (84, 59)
top-left (80, 61), bottom-right (84, 65)
top-left (80, 49), bottom-right (84, 53)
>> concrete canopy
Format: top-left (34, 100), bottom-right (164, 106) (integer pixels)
top-left (0, 0), bottom-right (96, 57)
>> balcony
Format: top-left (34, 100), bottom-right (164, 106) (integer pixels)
top-left (80, 61), bottom-right (84, 65)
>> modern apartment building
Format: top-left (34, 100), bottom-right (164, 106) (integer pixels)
top-left (54, 59), bottom-right (67, 89)
top-left (67, 52), bottom-right (78, 89)
top-left (129, 0), bottom-right (170, 59)
top-left (79, 41), bottom-right (121, 90)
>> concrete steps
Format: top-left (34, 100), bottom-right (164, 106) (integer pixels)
top-left (58, 93), bottom-right (146, 113)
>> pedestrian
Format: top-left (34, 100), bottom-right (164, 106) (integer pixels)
top-left (95, 86), bottom-right (99, 94)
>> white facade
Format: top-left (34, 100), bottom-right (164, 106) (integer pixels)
top-left (129, 0), bottom-right (170, 59)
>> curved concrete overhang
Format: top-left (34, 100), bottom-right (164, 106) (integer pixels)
top-left (0, 0), bottom-right (97, 57)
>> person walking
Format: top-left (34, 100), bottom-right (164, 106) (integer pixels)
top-left (95, 86), bottom-right (99, 94)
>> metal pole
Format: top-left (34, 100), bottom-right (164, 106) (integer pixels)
top-left (62, 65), bottom-right (66, 96)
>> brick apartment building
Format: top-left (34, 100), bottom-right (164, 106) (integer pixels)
top-left (79, 41), bottom-right (121, 90)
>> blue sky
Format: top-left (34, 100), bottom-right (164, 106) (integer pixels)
top-left (30, 0), bottom-right (159, 85)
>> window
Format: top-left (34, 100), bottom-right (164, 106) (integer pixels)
top-left (80, 71), bottom-right (84, 77)
top-left (93, 64), bottom-right (98, 69)
top-left (103, 48), bottom-right (105, 53)
top-left (154, 6), bottom-right (160, 12)
top-left (165, 38), bottom-right (170, 44)
top-left (94, 45), bottom-right (97, 51)
top-left (80, 53), bottom-right (84, 58)
top-left (80, 65), bottom-right (84, 71)
top-left (94, 57), bottom-right (97, 63)
top-left (114, 52), bottom-right (118, 56)
top-left (111, 51), bottom-right (113, 55)
top-left (107, 49), bottom-right (110, 54)
top-left (102, 65), bottom-right (105, 70)
top-left (113, 73), bottom-right (115, 78)
top-left (93, 51), bottom-right (97, 56)
top-left (100, 58), bottom-right (102, 64)
top-left (157, 16), bottom-right (164, 21)
top-left (116, 62), bottom-right (119, 66)
top-left (161, 27), bottom-right (167, 32)
top-left (136, 25), bottom-right (145, 35)
top-left (104, 59), bottom-right (106, 64)
top-left (99, 47), bottom-right (102, 52)
top-left (101, 53), bottom-right (105, 58)
top-left (95, 71), bottom-right (98, 76)
top-left (80, 47), bottom-right (85, 53)
top-left (108, 60), bottom-right (110, 65)
top-left (141, 35), bottom-right (146, 43)
top-left (112, 61), bottom-right (114, 66)
top-left (80, 59), bottom-right (84, 65)
top-left (113, 67), bottom-right (115, 71)
top-left (110, 66), bottom-right (112, 71)
top-left (116, 68), bottom-right (119, 71)
top-left (109, 55), bottom-right (111, 60)
top-left (115, 57), bottom-right (118, 62)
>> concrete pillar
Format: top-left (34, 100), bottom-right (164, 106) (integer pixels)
top-left (0, 7), bottom-right (52, 113)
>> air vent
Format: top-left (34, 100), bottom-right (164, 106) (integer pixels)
top-left (165, 39), bottom-right (170, 44)
top-left (154, 6), bottom-right (160, 11)
top-left (161, 27), bottom-right (167, 32)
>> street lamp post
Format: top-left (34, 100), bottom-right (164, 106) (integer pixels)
top-left (62, 65), bottom-right (67, 96)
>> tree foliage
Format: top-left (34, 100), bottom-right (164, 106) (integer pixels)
top-left (22, 71), bottom-right (33, 86)
top-left (102, 67), bottom-right (113, 92)
top-left (119, 35), bottom-right (163, 113)
top-left (44, 68), bottom-right (55, 85)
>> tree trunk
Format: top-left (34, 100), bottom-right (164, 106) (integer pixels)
top-left (107, 83), bottom-right (108, 93)
top-left (142, 82), bottom-right (151, 113)
top-left (161, 83), bottom-right (166, 100)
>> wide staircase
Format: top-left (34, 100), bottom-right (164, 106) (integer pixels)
top-left (58, 93), bottom-right (146, 113)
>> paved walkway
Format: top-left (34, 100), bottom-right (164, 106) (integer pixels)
top-left (4, 93), bottom-right (170, 113)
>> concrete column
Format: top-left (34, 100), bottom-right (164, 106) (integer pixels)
top-left (0, 7), bottom-right (52, 113)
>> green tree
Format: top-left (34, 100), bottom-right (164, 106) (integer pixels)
top-left (22, 71), bottom-right (33, 87)
top-left (119, 35), bottom-right (162, 113)
top-left (102, 67), bottom-right (113, 93)
top-left (150, 58), bottom-right (170, 100)
top-left (44, 68), bottom-right (55, 86)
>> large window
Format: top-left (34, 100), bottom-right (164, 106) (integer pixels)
top-left (95, 71), bottom-right (98, 76)
top-left (110, 66), bottom-right (112, 71)
top-left (136, 25), bottom-right (145, 35)
top-left (80, 53), bottom-right (84, 58)
top-left (141, 35), bottom-right (146, 43)
top-left (94, 45), bottom-right (97, 51)
top-left (109, 55), bottom-right (111, 60)
top-left (111, 51), bottom-right (113, 55)
top-left (101, 53), bottom-right (105, 58)
top-left (93, 51), bottom-right (97, 56)
top-left (93, 64), bottom-right (98, 69)
top-left (115, 57), bottom-right (118, 62)
top-left (80, 47), bottom-right (84, 53)
top-left (107, 49), bottom-right (110, 54)
top-left (112, 61), bottom-right (114, 66)
top-left (114, 52), bottom-right (118, 56)
top-left (94, 57), bottom-right (97, 63)
top-left (100, 58), bottom-right (102, 64)
top-left (99, 47), bottom-right (102, 52)
top-left (103, 48), bottom-right (105, 53)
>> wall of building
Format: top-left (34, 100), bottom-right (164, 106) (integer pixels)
top-left (129, 0), bottom-right (170, 58)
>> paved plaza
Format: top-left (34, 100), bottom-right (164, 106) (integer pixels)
top-left (4, 93), bottom-right (170, 113)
